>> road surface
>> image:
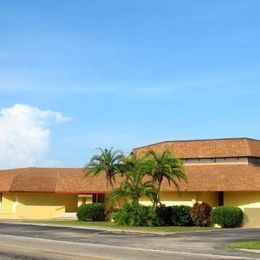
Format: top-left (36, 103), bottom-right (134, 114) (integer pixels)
top-left (0, 222), bottom-right (259, 259)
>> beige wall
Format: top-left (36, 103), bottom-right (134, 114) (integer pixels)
top-left (1, 191), bottom-right (259, 226)
top-left (140, 191), bottom-right (219, 207)
top-left (224, 191), bottom-right (260, 227)
top-left (196, 192), bottom-right (219, 207)
top-left (0, 192), bottom-right (78, 219)
top-left (78, 195), bottom-right (92, 207)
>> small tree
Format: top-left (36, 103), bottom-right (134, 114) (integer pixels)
top-left (108, 153), bottom-right (156, 204)
top-left (85, 147), bottom-right (124, 188)
top-left (144, 150), bottom-right (187, 208)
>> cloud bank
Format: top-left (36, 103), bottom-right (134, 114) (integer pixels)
top-left (0, 104), bottom-right (70, 169)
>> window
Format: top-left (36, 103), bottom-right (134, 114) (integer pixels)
top-left (182, 157), bottom-right (249, 164)
top-left (248, 157), bottom-right (260, 164)
top-left (92, 194), bottom-right (105, 203)
top-left (218, 192), bottom-right (224, 206)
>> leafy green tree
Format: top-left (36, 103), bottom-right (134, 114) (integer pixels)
top-left (108, 153), bottom-right (156, 204)
top-left (85, 147), bottom-right (124, 188)
top-left (145, 150), bottom-right (187, 207)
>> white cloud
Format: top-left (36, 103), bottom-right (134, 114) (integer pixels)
top-left (0, 104), bottom-right (70, 169)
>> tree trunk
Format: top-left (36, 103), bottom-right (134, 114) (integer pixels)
top-left (153, 182), bottom-right (162, 211)
top-left (132, 196), bottom-right (139, 204)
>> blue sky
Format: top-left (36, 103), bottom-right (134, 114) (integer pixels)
top-left (0, 1), bottom-right (260, 168)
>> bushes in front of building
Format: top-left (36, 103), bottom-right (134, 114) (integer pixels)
top-left (112, 202), bottom-right (159, 226)
top-left (156, 205), bottom-right (174, 226)
top-left (156, 205), bottom-right (193, 226)
top-left (77, 201), bottom-right (244, 228)
top-left (77, 203), bottom-right (105, 221)
top-left (190, 202), bottom-right (212, 226)
top-left (211, 206), bottom-right (243, 228)
top-left (172, 205), bottom-right (193, 226)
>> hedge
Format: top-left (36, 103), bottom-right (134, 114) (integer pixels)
top-left (156, 205), bottom-right (174, 226)
top-left (172, 205), bottom-right (193, 226)
top-left (156, 205), bottom-right (193, 226)
top-left (77, 203), bottom-right (105, 221)
top-left (211, 206), bottom-right (243, 228)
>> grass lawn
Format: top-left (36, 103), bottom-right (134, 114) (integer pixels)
top-left (26, 220), bottom-right (214, 233)
top-left (227, 241), bottom-right (260, 250)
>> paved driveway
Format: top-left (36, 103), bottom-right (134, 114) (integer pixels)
top-left (0, 222), bottom-right (259, 259)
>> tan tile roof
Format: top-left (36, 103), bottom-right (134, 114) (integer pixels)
top-left (167, 164), bottom-right (260, 192)
top-left (0, 168), bottom-right (107, 194)
top-left (0, 164), bottom-right (260, 193)
top-left (133, 138), bottom-right (260, 159)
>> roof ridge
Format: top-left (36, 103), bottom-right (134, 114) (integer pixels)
top-left (0, 167), bottom-right (83, 172)
top-left (133, 137), bottom-right (260, 151)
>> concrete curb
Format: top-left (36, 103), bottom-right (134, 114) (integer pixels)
top-left (239, 249), bottom-right (260, 254)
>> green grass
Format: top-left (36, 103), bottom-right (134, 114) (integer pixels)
top-left (228, 241), bottom-right (260, 250)
top-left (25, 220), bottom-right (213, 233)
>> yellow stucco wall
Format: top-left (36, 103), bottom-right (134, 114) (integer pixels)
top-left (78, 195), bottom-right (92, 207)
top-left (1, 191), bottom-right (259, 226)
top-left (1, 193), bottom-right (16, 213)
top-left (140, 191), bottom-right (219, 207)
top-left (0, 193), bottom-right (17, 219)
top-left (0, 192), bottom-right (78, 219)
top-left (196, 192), bottom-right (219, 207)
top-left (224, 191), bottom-right (260, 227)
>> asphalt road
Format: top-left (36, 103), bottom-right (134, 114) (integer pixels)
top-left (0, 222), bottom-right (259, 260)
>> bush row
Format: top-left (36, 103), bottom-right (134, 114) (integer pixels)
top-left (76, 202), bottom-right (244, 228)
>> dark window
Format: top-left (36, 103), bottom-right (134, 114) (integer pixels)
top-left (218, 191), bottom-right (224, 206)
top-left (92, 194), bottom-right (105, 203)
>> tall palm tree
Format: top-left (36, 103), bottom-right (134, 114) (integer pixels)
top-left (85, 147), bottom-right (124, 188)
top-left (145, 150), bottom-right (187, 207)
top-left (108, 153), bottom-right (156, 204)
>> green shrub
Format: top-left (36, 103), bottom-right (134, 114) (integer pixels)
top-left (156, 205), bottom-right (193, 226)
top-left (112, 202), bottom-right (159, 226)
top-left (156, 205), bottom-right (174, 226)
top-left (77, 203), bottom-right (105, 221)
top-left (211, 206), bottom-right (243, 228)
top-left (190, 202), bottom-right (212, 227)
top-left (172, 205), bottom-right (193, 226)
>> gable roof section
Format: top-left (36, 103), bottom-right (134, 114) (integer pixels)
top-left (0, 164), bottom-right (260, 193)
top-left (133, 138), bottom-right (260, 159)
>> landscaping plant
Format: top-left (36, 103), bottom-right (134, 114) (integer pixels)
top-left (156, 205), bottom-right (193, 226)
top-left (84, 148), bottom-right (188, 227)
top-left (112, 202), bottom-right (159, 226)
top-left (85, 147), bottom-right (124, 188)
top-left (156, 205), bottom-right (174, 226)
top-left (211, 206), bottom-right (243, 228)
top-left (172, 205), bottom-right (193, 226)
top-left (77, 203), bottom-right (105, 221)
top-left (190, 202), bottom-right (212, 226)
top-left (144, 150), bottom-right (187, 209)
top-left (108, 153), bottom-right (157, 205)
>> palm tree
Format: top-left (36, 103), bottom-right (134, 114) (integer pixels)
top-left (108, 153), bottom-right (157, 204)
top-left (85, 147), bottom-right (124, 188)
top-left (145, 150), bottom-right (187, 207)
